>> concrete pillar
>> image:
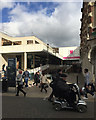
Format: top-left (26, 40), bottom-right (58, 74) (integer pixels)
top-left (0, 36), bottom-right (1, 46)
top-left (21, 54), bottom-right (23, 69)
top-left (33, 40), bottom-right (35, 44)
top-left (24, 52), bottom-right (27, 70)
top-left (33, 54), bottom-right (35, 68)
top-left (0, 54), bottom-right (2, 71)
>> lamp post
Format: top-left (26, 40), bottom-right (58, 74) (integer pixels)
top-left (47, 44), bottom-right (49, 65)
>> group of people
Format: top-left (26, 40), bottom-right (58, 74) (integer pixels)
top-left (33, 71), bottom-right (49, 93)
top-left (48, 68), bottom-right (95, 104)
top-left (16, 69), bottom-right (49, 96)
top-left (16, 67), bottom-right (95, 103)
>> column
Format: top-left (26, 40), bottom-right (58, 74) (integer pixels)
top-left (24, 52), bottom-right (27, 70)
top-left (0, 37), bottom-right (1, 46)
top-left (33, 54), bottom-right (35, 68)
top-left (0, 54), bottom-right (2, 71)
top-left (21, 54), bottom-right (23, 69)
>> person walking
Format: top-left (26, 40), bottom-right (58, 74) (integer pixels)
top-left (40, 72), bottom-right (48, 93)
top-left (48, 69), bottom-right (63, 102)
top-left (23, 69), bottom-right (30, 87)
top-left (83, 68), bottom-right (94, 99)
top-left (33, 71), bottom-right (40, 86)
top-left (16, 70), bottom-right (26, 97)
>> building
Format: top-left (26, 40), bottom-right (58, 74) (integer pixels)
top-left (80, 1), bottom-right (96, 82)
top-left (0, 31), bottom-right (81, 73)
top-left (59, 46), bottom-right (80, 65)
top-left (0, 31), bottom-right (63, 71)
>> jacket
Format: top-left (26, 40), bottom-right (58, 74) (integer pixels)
top-left (56, 78), bottom-right (70, 92)
top-left (16, 74), bottom-right (23, 85)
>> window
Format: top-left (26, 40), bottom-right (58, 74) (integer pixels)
top-left (35, 40), bottom-right (39, 44)
top-left (2, 38), bottom-right (12, 46)
top-left (27, 40), bottom-right (33, 44)
top-left (13, 41), bottom-right (21, 45)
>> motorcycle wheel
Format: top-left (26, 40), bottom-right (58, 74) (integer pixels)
top-left (53, 103), bottom-right (62, 111)
top-left (77, 105), bottom-right (87, 113)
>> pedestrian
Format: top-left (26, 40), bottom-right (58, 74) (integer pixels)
top-left (23, 69), bottom-right (30, 87)
top-left (83, 68), bottom-right (94, 99)
top-left (48, 69), bottom-right (63, 102)
top-left (40, 72), bottom-right (48, 93)
top-left (33, 71), bottom-right (40, 86)
top-left (2, 64), bottom-right (5, 71)
top-left (16, 70), bottom-right (26, 97)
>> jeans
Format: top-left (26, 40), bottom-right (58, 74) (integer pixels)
top-left (24, 77), bottom-right (28, 87)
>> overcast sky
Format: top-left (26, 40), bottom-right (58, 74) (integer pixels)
top-left (0, 1), bottom-right (82, 47)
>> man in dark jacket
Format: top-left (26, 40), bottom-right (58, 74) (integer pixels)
top-left (56, 74), bottom-right (76, 106)
top-left (23, 69), bottom-right (30, 87)
top-left (33, 71), bottom-right (40, 86)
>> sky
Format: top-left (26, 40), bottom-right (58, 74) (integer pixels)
top-left (0, 0), bottom-right (83, 47)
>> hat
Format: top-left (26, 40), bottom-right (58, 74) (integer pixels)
top-left (19, 70), bottom-right (22, 74)
top-left (61, 74), bottom-right (67, 77)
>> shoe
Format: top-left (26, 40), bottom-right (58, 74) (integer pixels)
top-left (45, 90), bottom-right (47, 93)
top-left (40, 90), bottom-right (42, 92)
top-left (48, 98), bottom-right (53, 102)
top-left (24, 93), bottom-right (26, 97)
top-left (16, 94), bottom-right (19, 96)
top-left (83, 96), bottom-right (88, 99)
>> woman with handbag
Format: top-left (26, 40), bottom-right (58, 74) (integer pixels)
top-left (16, 70), bottom-right (26, 97)
top-left (40, 72), bottom-right (48, 93)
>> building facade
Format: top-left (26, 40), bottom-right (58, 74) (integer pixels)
top-left (80, 1), bottom-right (96, 82)
top-left (59, 46), bottom-right (80, 65)
top-left (0, 32), bottom-right (63, 71)
top-left (0, 31), bottom-right (81, 73)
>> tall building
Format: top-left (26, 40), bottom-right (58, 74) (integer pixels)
top-left (80, 1), bottom-right (96, 82)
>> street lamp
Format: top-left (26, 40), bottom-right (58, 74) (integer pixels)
top-left (47, 44), bottom-right (49, 65)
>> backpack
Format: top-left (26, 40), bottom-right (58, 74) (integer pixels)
top-left (17, 74), bottom-right (23, 85)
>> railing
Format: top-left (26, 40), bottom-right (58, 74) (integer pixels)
top-left (28, 64), bottom-right (67, 74)
top-left (28, 65), bottom-right (49, 74)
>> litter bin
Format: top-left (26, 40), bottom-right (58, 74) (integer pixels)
top-left (2, 77), bottom-right (8, 92)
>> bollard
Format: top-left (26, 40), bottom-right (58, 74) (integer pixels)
top-left (76, 75), bottom-right (78, 85)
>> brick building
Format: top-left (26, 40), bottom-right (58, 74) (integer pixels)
top-left (80, 1), bottom-right (96, 82)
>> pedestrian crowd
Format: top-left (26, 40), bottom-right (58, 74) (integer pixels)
top-left (1, 64), bottom-right (95, 101)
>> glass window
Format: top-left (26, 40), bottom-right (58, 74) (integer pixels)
top-left (2, 38), bottom-right (12, 46)
top-left (13, 41), bottom-right (21, 45)
top-left (35, 41), bottom-right (39, 44)
top-left (27, 40), bottom-right (33, 44)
